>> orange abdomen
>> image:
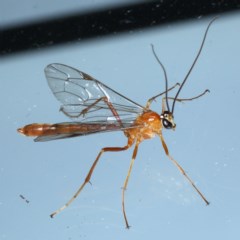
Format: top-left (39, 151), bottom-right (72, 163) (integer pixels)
top-left (17, 123), bottom-right (55, 137)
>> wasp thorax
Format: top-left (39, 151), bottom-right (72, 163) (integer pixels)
top-left (161, 111), bottom-right (176, 130)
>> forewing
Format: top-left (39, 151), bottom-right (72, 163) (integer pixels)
top-left (45, 63), bottom-right (144, 123)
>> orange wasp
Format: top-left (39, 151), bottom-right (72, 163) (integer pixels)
top-left (18, 18), bottom-right (217, 228)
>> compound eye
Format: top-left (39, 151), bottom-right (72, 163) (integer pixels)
top-left (163, 119), bottom-right (173, 129)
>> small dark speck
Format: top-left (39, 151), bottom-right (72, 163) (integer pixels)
top-left (19, 194), bottom-right (30, 204)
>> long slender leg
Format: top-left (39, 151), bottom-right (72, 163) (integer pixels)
top-left (122, 141), bottom-right (140, 229)
top-left (61, 96), bottom-right (123, 126)
top-left (162, 89), bottom-right (210, 104)
top-left (146, 87), bottom-right (209, 112)
top-left (159, 89), bottom-right (210, 115)
top-left (145, 83), bottom-right (180, 110)
top-left (159, 134), bottom-right (209, 205)
top-left (50, 138), bottom-right (134, 218)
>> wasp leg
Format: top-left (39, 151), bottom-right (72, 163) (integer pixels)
top-left (122, 140), bottom-right (140, 229)
top-left (159, 134), bottom-right (209, 205)
top-left (50, 138), bottom-right (134, 218)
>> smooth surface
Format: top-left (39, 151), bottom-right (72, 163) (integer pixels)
top-left (1, 13), bottom-right (240, 240)
top-left (0, 0), bottom-right (142, 27)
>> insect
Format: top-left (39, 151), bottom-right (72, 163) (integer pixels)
top-left (18, 18), bottom-right (217, 228)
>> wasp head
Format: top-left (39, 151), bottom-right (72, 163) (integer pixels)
top-left (161, 111), bottom-right (176, 130)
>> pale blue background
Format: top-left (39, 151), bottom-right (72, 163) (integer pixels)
top-left (1, 2), bottom-right (240, 239)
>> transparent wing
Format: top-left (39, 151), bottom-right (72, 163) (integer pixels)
top-left (45, 63), bottom-right (144, 124)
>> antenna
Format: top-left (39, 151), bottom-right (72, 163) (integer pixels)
top-left (171, 16), bottom-right (218, 114)
top-left (151, 44), bottom-right (170, 112)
